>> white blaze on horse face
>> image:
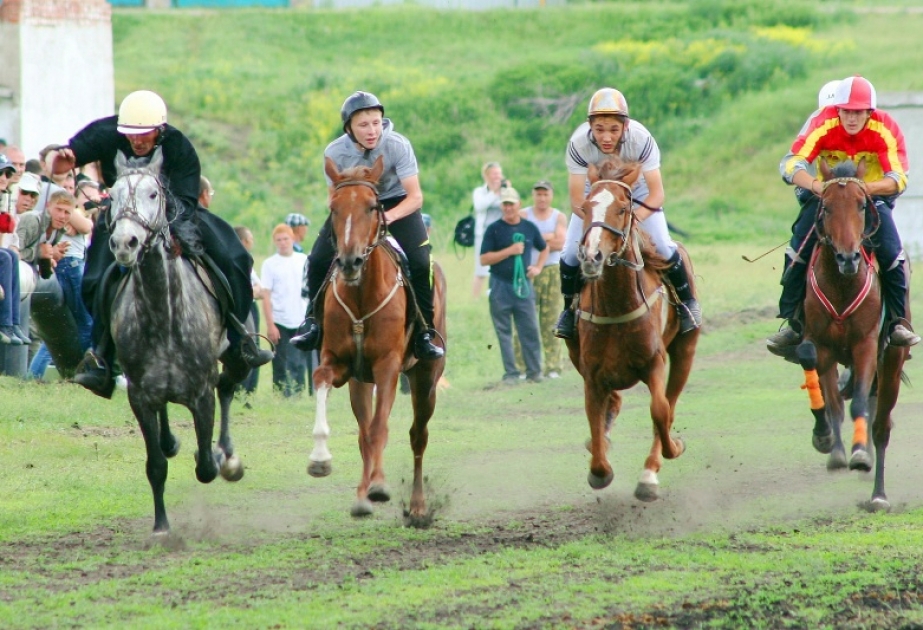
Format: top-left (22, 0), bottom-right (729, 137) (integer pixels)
top-left (585, 188), bottom-right (615, 258)
top-left (344, 215), bottom-right (352, 248)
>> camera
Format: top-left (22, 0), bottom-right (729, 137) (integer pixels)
top-left (501, 179), bottom-right (509, 189)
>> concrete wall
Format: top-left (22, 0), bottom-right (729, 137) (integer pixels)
top-left (0, 0), bottom-right (115, 158)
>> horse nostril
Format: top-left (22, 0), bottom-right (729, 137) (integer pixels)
top-left (109, 236), bottom-right (117, 250)
top-left (128, 236), bottom-right (139, 250)
top-left (593, 251), bottom-right (603, 264)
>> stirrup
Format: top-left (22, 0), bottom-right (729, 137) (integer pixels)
top-left (290, 318), bottom-right (321, 351)
top-left (74, 351), bottom-right (116, 399)
top-left (889, 323), bottom-right (921, 347)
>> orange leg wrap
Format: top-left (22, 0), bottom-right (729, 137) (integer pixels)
top-left (801, 369), bottom-right (824, 410)
top-left (852, 417), bottom-right (868, 448)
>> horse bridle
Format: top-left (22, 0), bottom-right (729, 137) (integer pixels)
top-left (332, 178), bottom-right (387, 264)
top-left (815, 176), bottom-right (880, 245)
top-left (576, 179), bottom-right (644, 272)
top-left (108, 168), bottom-right (172, 252)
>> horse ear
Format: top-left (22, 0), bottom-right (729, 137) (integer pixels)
top-left (622, 163), bottom-right (642, 187)
top-left (324, 156), bottom-right (341, 184)
top-left (819, 158), bottom-right (832, 180)
top-left (147, 147), bottom-right (164, 175)
top-left (115, 150), bottom-right (130, 175)
top-left (856, 157), bottom-right (867, 179)
top-left (587, 163), bottom-right (600, 185)
top-left (369, 155), bottom-right (385, 184)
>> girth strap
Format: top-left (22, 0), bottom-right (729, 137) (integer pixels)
top-left (577, 287), bottom-right (662, 325)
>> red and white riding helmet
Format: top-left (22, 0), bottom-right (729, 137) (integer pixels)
top-left (817, 80), bottom-right (841, 109)
top-left (834, 76), bottom-right (877, 111)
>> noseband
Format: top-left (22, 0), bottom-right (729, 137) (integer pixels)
top-left (108, 168), bottom-right (172, 253)
top-left (576, 179), bottom-right (644, 271)
top-left (332, 178), bottom-right (387, 264)
top-left (815, 176), bottom-right (879, 245)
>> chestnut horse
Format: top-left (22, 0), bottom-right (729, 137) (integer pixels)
top-left (795, 159), bottom-right (906, 511)
top-left (307, 156), bottom-right (447, 526)
top-left (566, 157), bottom-right (699, 501)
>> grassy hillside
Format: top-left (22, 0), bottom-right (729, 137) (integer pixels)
top-left (110, 2), bottom-right (923, 255)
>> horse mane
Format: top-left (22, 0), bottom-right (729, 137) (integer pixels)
top-left (591, 157), bottom-right (670, 271)
top-left (337, 163), bottom-right (381, 185)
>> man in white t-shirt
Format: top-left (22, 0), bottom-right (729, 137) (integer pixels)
top-left (261, 224), bottom-right (309, 396)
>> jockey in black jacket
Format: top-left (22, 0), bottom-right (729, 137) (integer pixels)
top-left (51, 90), bottom-right (273, 398)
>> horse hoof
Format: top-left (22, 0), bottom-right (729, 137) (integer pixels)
top-left (350, 499), bottom-right (374, 518)
top-left (308, 460), bottom-right (332, 478)
top-left (367, 484), bottom-right (391, 503)
top-left (634, 482), bottom-right (659, 502)
top-left (848, 448), bottom-right (872, 472)
top-left (162, 436), bottom-right (181, 459)
top-left (868, 497), bottom-right (891, 513)
top-left (220, 454), bottom-right (245, 482)
top-left (403, 510), bottom-right (434, 529)
top-left (827, 448), bottom-right (848, 470)
top-left (146, 530), bottom-right (186, 551)
top-left (812, 431), bottom-right (835, 454)
top-left (587, 470), bottom-right (614, 490)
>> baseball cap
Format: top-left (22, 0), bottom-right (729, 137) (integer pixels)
top-left (0, 154), bottom-right (15, 175)
top-left (500, 187), bottom-right (520, 204)
top-left (533, 180), bottom-right (553, 191)
top-left (18, 172), bottom-right (41, 194)
top-left (285, 212), bottom-right (310, 227)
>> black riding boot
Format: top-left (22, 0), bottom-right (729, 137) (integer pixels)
top-left (881, 263), bottom-right (920, 346)
top-left (228, 318), bottom-right (274, 367)
top-left (74, 334), bottom-right (116, 399)
top-left (665, 250), bottom-right (702, 334)
top-left (409, 268), bottom-right (444, 361)
top-left (553, 261), bottom-right (581, 340)
top-left (767, 255), bottom-right (807, 353)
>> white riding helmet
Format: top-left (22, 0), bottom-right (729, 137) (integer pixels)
top-left (817, 80), bottom-right (841, 109)
top-left (117, 90), bottom-right (168, 135)
top-left (587, 87), bottom-right (629, 118)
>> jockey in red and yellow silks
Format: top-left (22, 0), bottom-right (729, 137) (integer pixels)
top-left (782, 107), bottom-right (908, 194)
top-left (767, 75), bottom-right (918, 354)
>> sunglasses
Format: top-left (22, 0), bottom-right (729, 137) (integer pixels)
top-left (0, 169), bottom-right (14, 177)
top-left (20, 190), bottom-right (39, 198)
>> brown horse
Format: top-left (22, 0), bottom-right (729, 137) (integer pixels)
top-left (566, 157), bottom-right (699, 501)
top-left (795, 159), bottom-right (906, 511)
top-left (307, 156), bottom-right (447, 526)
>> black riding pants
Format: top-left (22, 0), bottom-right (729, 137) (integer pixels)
top-left (306, 198), bottom-right (435, 327)
top-left (82, 210), bottom-right (254, 348)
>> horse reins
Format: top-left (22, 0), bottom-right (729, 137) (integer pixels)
top-left (576, 178), bottom-right (662, 325)
top-left (333, 178), bottom-right (388, 264)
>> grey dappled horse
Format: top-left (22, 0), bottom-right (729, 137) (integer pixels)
top-left (108, 148), bottom-right (248, 537)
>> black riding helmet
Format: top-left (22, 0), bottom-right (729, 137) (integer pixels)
top-left (341, 91), bottom-right (385, 143)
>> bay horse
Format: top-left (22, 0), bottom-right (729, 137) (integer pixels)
top-left (108, 148), bottom-right (248, 537)
top-left (307, 156), bottom-right (446, 527)
top-left (566, 157), bottom-right (698, 501)
top-left (795, 159), bottom-right (906, 511)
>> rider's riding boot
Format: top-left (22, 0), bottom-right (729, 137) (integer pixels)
top-left (665, 250), bottom-right (702, 334)
top-left (291, 315), bottom-right (320, 352)
top-left (881, 263), bottom-right (920, 347)
top-left (239, 333), bottom-right (274, 368)
top-left (74, 338), bottom-right (116, 400)
top-left (554, 261), bottom-right (581, 340)
top-left (414, 327), bottom-right (444, 360)
top-left (767, 256), bottom-right (807, 353)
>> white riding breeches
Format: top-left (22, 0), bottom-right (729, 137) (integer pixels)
top-left (561, 210), bottom-right (677, 267)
